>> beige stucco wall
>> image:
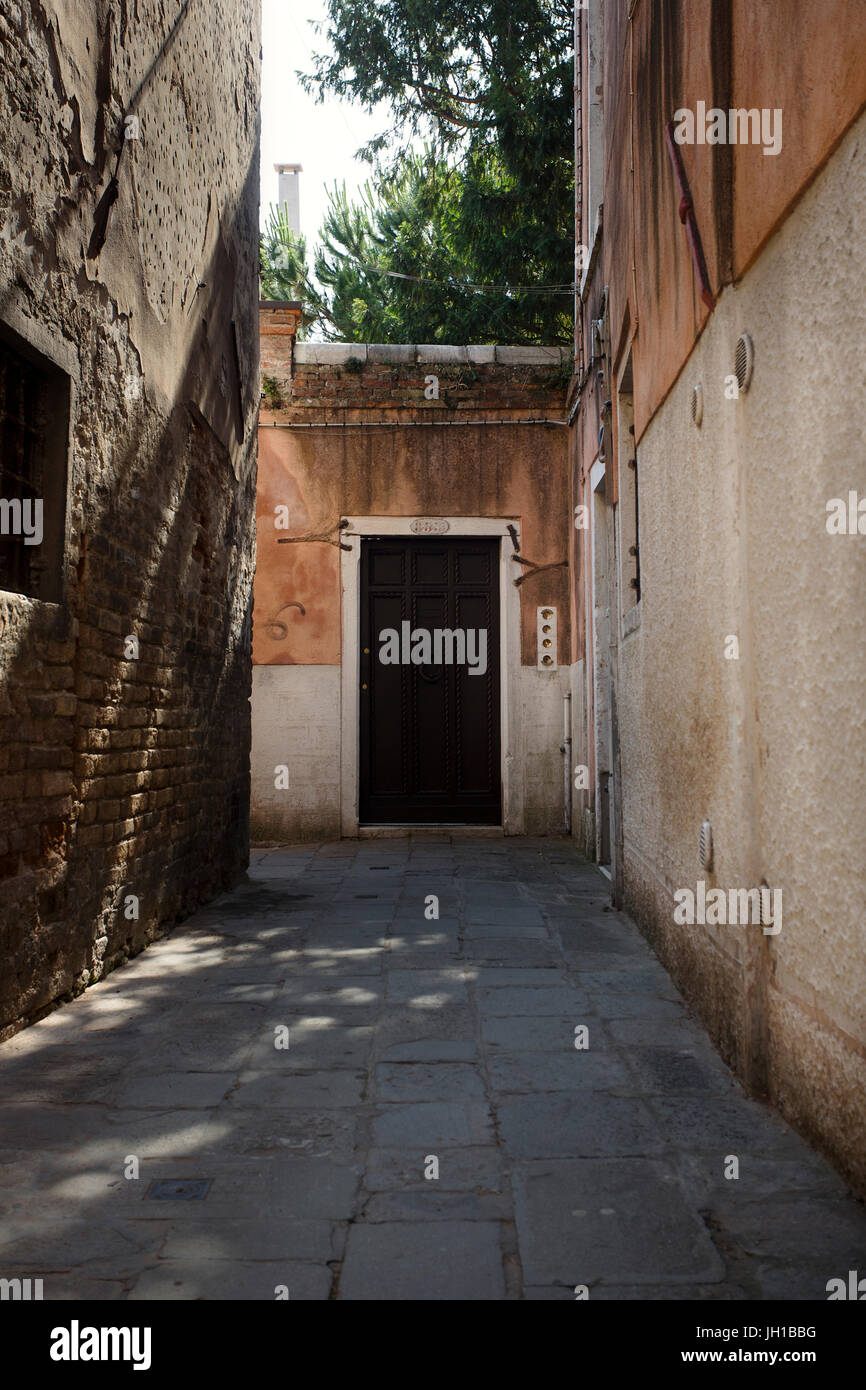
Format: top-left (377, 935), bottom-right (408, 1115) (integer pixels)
top-left (250, 579), bottom-right (571, 845)
top-left (618, 107), bottom-right (866, 1191)
top-left (250, 666), bottom-right (341, 844)
top-left (519, 666), bottom-right (570, 836)
top-left (248, 658), bottom-right (585, 847)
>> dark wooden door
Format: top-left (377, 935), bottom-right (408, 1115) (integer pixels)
top-left (359, 537), bottom-right (501, 824)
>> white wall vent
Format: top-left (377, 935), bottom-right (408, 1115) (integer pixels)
top-left (734, 333), bottom-right (754, 393)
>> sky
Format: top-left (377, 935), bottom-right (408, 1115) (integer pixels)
top-left (259, 0), bottom-right (391, 247)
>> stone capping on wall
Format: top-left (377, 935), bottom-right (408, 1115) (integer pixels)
top-left (260, 302), bottom-right (302, 336)
top-left (293, 344), bottom-right (571, 365)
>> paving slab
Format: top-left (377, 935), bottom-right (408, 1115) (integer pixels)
top-left (372, 1100), bottom-right (494, 1148)
top-left (339, 1221), bottom-right (505, 1299)
top-left (229, 1070), bottom-right (367, 1109)
top-left (0, 835), bottom-right (862, 1302)
top-left (362, 1191), bottom-right (511, 1222)
top-left (129, 1260), bottom-right (333, 1300)
top-left (378, 1039), bottom-right (479, 1063)
top-left (499, 1092), bottom-right (664, 1159)
top-left (513, 1159), bottom-right (725, 1286)
top-left (488, 1051), bottom-right (632, 1094)
top-left (156, 1218), bottom-right (342, 1264)
top-left (114, 1072), bottom-right (236, 1109)
top-left (363, 1146), bottom-right (505, 1193)
top-left (482, 1015), bottom-right (599, 1053)
top-left (385, 968), bottom-right (469, 1005)
top-left (375, 1063), bottom-right (486, 1103)
top-left (476, 986), bottom-right (590, 1016)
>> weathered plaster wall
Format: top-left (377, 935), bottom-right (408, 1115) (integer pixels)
top-left (732, 0), bottom-right (866, 274)
top-left (584, 0), bottom-right (866, 445)
top-left (618, 109), bottom-right (866, 1191)
top-left (253, 344), bottom-right (571, 842)
top-left (519, 665), bottom-right (570, 837)
top-left (250, 665), bottom-right (341, 844)
top-left (0, 1), bottom-right (261, 1036)
top-left (571, 0), bottom-right (866, 1192)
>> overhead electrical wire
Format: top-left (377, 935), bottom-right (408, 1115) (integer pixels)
top-left (349, 258), bottom-right (577, 295)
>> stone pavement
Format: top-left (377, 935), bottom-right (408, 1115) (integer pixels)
top-left (1, 836), bottom-right (864, 1300)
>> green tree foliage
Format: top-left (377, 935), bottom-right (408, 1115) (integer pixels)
top-left (261, 149), bottom-right (571, 343)
top-left (259, 206), bottom-right (317, 338)
top-left (290, 0), bottom-right (574, 343)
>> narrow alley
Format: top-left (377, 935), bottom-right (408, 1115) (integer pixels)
top-left (2, 837), bottom-right (863, 1301)
top-left (2, 0), bottom-right (865, 1340)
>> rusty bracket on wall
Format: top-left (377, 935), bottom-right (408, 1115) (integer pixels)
top-left (277, 518), bottom-right (352, 552)
top-left (664, 120), bottom-right (715, 311)
top-left (506, 524), bottom-right (567, 588)
top-left (263, 601), bottom-right (306, 641)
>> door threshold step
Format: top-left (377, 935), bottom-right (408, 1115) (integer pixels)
top-left (356, 825), bottom-right (505, 838)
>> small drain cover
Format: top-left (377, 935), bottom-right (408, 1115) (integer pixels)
top-left (146, 1179), bottom-right (212, 1201)
top-left (355, 894), bottom-right (378, 899)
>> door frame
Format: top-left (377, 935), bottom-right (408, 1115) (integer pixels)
top-left (586, 455), bottom-right (619, 889)
top-left (589, 457), bottom-right (616, 877)
top-left (340, 516), bottom-right (523, 837)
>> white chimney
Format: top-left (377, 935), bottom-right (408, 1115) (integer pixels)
top-left (275, 163), bottom-right (302, 235)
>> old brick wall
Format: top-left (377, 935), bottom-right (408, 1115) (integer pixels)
top-left (0, 0), bottom-right (261, 1037)
top-left (267, 343), bottom-right (572, 418)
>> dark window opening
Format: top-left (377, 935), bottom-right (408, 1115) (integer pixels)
top-left (618, 354), bottom-right (641, 610)
top-left (0, 323), bottom-right (70, 602)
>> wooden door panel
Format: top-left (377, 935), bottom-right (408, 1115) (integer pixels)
top-left (359, 537), bottom-right (501, 824)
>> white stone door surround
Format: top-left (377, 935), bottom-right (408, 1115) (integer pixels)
top-left (339, 516), bottom-right (524, 836)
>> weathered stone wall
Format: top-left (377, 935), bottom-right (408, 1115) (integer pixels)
top-left (0, 0), bottom-right (261, 1037)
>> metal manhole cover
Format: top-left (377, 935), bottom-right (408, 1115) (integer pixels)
top-left (146, 1179), bottom-right (213, 1201)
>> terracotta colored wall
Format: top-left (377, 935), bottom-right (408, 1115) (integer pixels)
top-left (732, 0), bottom-right (866, 274)
top-left (583, 0), bottom-right (866, 443)
top-left (254, 347), bottom-right (572, 671)
top-left (251, 341), bottom-right (572, 842)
